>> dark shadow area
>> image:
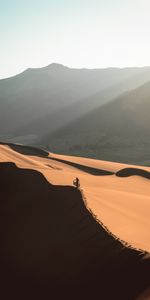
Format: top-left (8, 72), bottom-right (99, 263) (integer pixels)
top-left (0, 162), bottom-right (150, 300)
top-left (49, 156), bottom-right (114, 176)
top-left (0, 141), bottom-right (49, 157)
top-left (116, 168), bottom-right (150, 179)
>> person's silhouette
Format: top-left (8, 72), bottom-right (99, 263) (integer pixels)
top-left (73, 177), bottom-right (80, 188)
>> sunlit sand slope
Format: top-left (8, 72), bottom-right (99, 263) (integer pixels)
top-left (0, 143), bottom-right (150, 299)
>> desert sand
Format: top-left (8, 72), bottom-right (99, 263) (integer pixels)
top-left (0, 142), bottom-right (150, 300)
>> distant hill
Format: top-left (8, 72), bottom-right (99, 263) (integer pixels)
top-left (40, 81), bottom-right (150, 164)
top-left (1, 64), bottom-right (150, 144)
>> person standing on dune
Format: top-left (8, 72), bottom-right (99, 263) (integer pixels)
top-left (73, 177), bottom-right (80, 189)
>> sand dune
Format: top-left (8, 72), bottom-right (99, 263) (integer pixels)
top-left (50, 151), bottom-right (150, 173)
top-left (49, 156), bottom-right (114, 175)
top-left (0, 143), bottom-right (150, 299)
top-left (0, 142), bottom-right (49, 157)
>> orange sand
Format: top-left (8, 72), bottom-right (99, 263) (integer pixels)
top-left (0, 144), bottom-right (149, 252)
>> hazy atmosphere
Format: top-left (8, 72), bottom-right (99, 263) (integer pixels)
top-left (1, 1), bottom-right (150, 299)
top-left (1, 0), bottom-right (150, 78)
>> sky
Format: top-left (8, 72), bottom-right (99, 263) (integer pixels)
top-left (1, 0), bottom-right (150, 78)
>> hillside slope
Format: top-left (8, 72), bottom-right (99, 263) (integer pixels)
top-left (1, 64), bottom-right (150, 144)
top-left (41, 80), bottom-right (150, 164)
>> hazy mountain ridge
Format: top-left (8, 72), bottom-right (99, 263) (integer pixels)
top-left (1, 64), bottom-right (150, 143)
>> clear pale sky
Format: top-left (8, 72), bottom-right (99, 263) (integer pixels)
top-left (1, 0), bottom-right (150, 78)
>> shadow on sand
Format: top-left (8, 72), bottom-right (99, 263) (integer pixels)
top-left (0, 162), bottom-right (150, 300)
top-left (49, 156), bottom-right (114, 176)
top-left (0, 142), bottom-right (49, 157)
top-left (116, 168), bottom-right (150, 179)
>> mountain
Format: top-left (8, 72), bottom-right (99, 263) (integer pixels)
top-left (40, 80), bottom-right (150, 164)
top-left (1, 64), bottom-right (150, 144)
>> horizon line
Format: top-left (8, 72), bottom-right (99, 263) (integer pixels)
top-left (1, 63), bottom-right (150, 80)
